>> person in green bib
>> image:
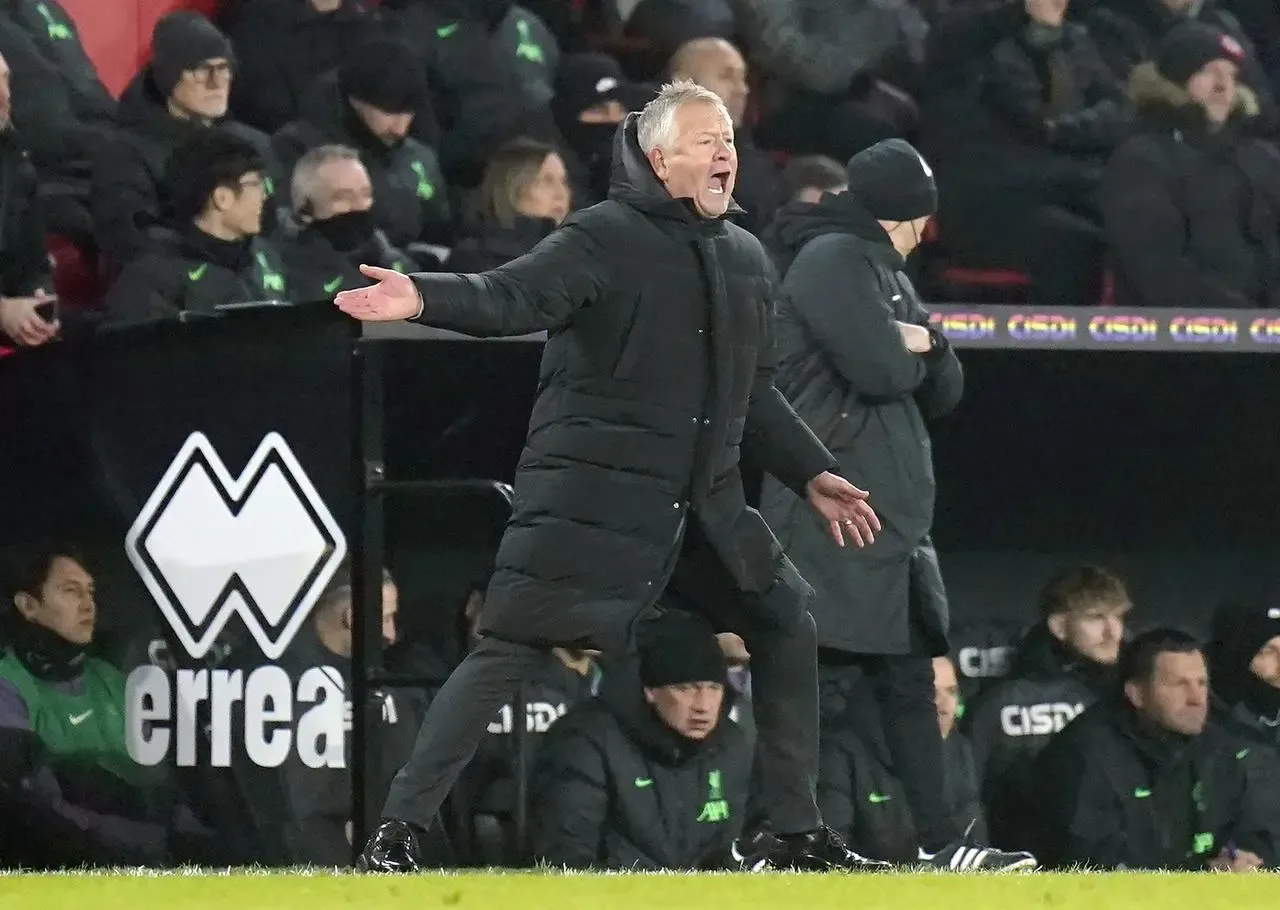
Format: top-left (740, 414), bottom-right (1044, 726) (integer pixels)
top-left (0, 546), bottom-right (177, 867)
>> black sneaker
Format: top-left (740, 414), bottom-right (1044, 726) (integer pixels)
top-left (919, 822), bottom-right (1037, 873)
top-left (357, 819), bottom-right (424, 873)
top-left (743, 826), bottom-right (893, 872)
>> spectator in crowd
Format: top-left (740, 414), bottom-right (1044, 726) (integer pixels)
top-left (1032, 628), bottom-right (1272, 870)
top-left (530, 610), bottom-right (751, 870)
top-left (225, 0), bottom-right (384, 135)
top-left (1101, 23), bottom-right (1280, 309)
top-left (1208, 598), bottom-right (1280, 855)
top-left (0, 0), bottom-right (114, 170)
top-left (104, 128), bottom-right (292, 323)
top-left (964, 566), bottom-right (1131, 847)
top-left (668, 37), bottom-right (780, 234)
top-left (280, 145), bottom-right (421, 301)
top-left (727, 0), bottom-right (923, 161)
top-left (0, 49), bottom-right (56, 350)
top-left (384, 0), bottom-right (561, 183)
top-left (90, 11), bottom-right (280, 270)
top-left (1216, 0), bottom-right (1279, 92)
top-left (279, 564), bottom-right (437, 866)
top-left (550, 52), bottom-right (646, 205)
top-left (0, 0), bottom-right (114, 241)
top-left (817, 657), bottom-right (989, 866)
top-left (1082, 0), bottom-right (1276, 125)
top-left (624, 0), bottom-right (736, 74)
top-left (448, 138), bottom-right (571, 273)
top-left (273, 37), bottom-right (452, 251)
top-left (0, 546), bottom-right (196, 867)
top-left (759, 154), bottom-right (846, 271)
top-left (931, 0), bottom-right (1127, 305)
top-left (760, 141), bottom-right (1034, 871)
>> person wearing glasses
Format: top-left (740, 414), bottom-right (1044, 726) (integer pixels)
top-left (103, 128), bottom-right (293, 323)
top-left (89, 11), bottom-right (281, 271)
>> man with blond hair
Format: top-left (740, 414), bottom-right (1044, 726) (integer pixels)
top-left (338, 80), bottom-right (886, 873)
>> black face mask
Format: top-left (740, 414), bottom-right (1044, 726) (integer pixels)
top-left (311, 208), bottom-right (375, 253)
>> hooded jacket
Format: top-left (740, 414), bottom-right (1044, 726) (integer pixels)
top-left (529, 681), bottom-right (750, 869)
top-left (1031, 696), bottom-right (1272, 869)
top-left (227, 0), bottom-right (384, 134)
top-left (963, 624), bottom-right (1115, 847)
top-left (758, 192), bottom-right (962, 657)
top-left (103, 227), bottom-right (292, 324)
top-left (89, 68), bottom-right (280, 268)
top-left (1101, 63), bottom-right (1280, 308)
top-left (273, 73), bottom-right (452, 248)
top-left (1082, 0), bottom-right (1276, 130)
top-left (402, 113), bottom-right (835, 651)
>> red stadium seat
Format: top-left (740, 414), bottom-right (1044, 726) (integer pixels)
top-left (46, 235), bottom-right (106, 310)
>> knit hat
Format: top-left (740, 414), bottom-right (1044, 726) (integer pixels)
top-left (638, 611), bottom-right (727, 688)
top-left (1209, 598), bottom-right (1280, 680)
top-left (555, 53), bottom-right (652, 118)
top-left (844, 138), bottom-right (937, 223)
top-left (1156, 22), bottom-right (1246, 87)
top-left (339, 38), bottom-right (428, 114)
top-left (150, 11), bottom-right (234, 96)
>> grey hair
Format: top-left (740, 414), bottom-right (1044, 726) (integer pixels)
top-left (290, 144), bottom-right (362, 216)
top-left (636, 79), bottom-right (732, 154)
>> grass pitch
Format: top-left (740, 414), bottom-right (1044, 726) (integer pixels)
top-left (0, 869), bottom-right (1278, 910)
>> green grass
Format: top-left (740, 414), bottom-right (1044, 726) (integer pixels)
top-left (0, 870), bottom-right (1277, 910)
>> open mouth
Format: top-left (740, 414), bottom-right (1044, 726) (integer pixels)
top-left (708, 171), bottom-right (730, 195)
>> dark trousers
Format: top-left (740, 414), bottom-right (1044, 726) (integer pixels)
top-left (820, 652), bottom-right (955, 852)
top-left (381, 604), bottom-right (824, 838)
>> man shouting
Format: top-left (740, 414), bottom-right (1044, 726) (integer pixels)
top-left (336, 80), bottom-right (885, 873)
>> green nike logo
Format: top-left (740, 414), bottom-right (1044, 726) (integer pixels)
top-left (323, 276), bottom-right (344, 294)
top-left (1133, 788), bottom-right (1152, 799)
top-left (634, 777), bottom-right (653, 788)
top-left (187, 263), bottom-right (208, 281)
top-left (436, 22), bottom-right (459, 38)
top-left (1236, 748), bottom-right (1251, 760)
top-left (867, 792), bottom-right (892, 804)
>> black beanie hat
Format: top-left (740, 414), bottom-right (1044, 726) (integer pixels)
top-left (151, 11), bottom-right (234, 96)
top-left (1156, 22), bottom-right (1246, 87)
top-left (1209, 598), bottom-right (1280, 681)
top-left (339, 38), bottom-right (428, 114)
top-left (639, 611), bottom-right (727, 688)
top-left (845, 138), bottom-right (937, 223)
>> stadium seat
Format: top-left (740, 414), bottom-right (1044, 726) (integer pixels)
top-left (46, 235), bottom-right (106, 310)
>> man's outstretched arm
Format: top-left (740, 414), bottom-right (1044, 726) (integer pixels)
top-left (408, 220), bottom-right (610, 337)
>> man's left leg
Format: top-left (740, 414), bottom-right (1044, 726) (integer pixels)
top-left (738, 610), bottom-right (889, 870)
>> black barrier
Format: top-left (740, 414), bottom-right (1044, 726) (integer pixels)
top-left (1, 306), bottom-right (1279, 870)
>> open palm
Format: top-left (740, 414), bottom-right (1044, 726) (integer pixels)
top-left (334, 265), bottom-right (421, 321)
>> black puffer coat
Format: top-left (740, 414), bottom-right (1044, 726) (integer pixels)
top-left (759, 193), bottom-right (962, 657)
top-left (1101, 63), bottom-right (1280, 309)
top-left (406, 113), bottom-right (836, 650)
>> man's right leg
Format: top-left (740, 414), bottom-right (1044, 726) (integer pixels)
top-left (379, 637), bottom-right (548, 833)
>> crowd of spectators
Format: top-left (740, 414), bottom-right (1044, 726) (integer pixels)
top-left (4, 0), bottom-right (1280, 354)
top-left (2, 545), bottom-right (1277, 871)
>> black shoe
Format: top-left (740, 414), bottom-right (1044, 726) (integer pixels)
top-left (357, 819), bottom-right (424, 873)
top-left (744, 826), bottom-right (893, 872)
top-left (919, 822), bottom-right (1038, 873)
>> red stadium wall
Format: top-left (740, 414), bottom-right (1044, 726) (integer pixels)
top-left (59, 0), bottom-right (223, 97)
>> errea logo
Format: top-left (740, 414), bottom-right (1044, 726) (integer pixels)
top-left (125, 431), bottom-right (346, 661)
top-left (124, 433), bottom-right (349, 770)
